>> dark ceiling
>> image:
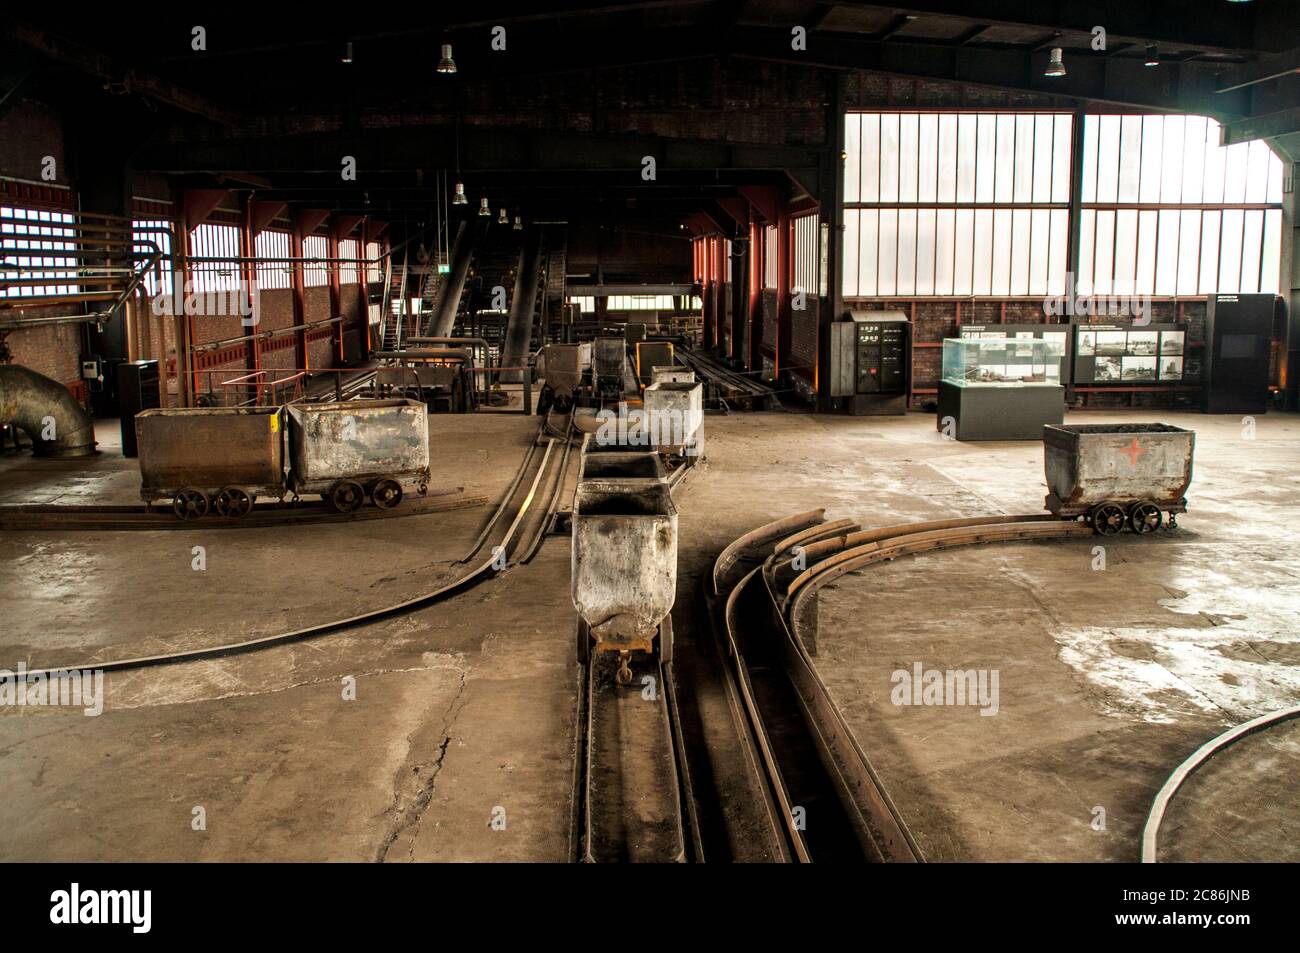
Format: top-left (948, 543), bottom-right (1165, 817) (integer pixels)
top-left (4, 1), bottom-right (1297, 231)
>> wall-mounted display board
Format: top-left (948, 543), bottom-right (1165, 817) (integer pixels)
top-left (959, 324), bottom-right (1071, 381)
top-left (1073, 324), bottom-right (1186, 385)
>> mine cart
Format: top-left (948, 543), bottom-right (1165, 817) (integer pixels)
top-left (136, 406), bottom-right (287, 520)
top-left (285, 399), bottom-right (430, 511)
top-left (572, 480), bottom-right (678, 679)
top-left (643, 380), bottom-right (704, 460)
top-left (1043, 423), bottom-right (1195, 535)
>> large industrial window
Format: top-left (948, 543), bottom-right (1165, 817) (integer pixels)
top-left (1, 206), bottom-right (79, 298)
top-left (844, 112), bottom-right (1073, 297)
top-left (188, 222), bottom-right (242, 293)
top-left (1078, 115), bottom-right (1284, 295)
top-left (845, 111), bottom-right (1285, 299)
top-left (608, 294), bottom-right (676, 310)
top-left (254, 230), bottom-right (292, 290)
top-left (338, 239), bottom-right (360, 284)
top-left (302, 234), bottom-right (329, 287)
top-left (132, 219), bottom-right (173, 297)
top-left (365, 241), bottom-right (383, 283)
top-left (793, 214), bottom-right (820, 295)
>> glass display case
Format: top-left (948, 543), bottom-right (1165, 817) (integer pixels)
top-left (941, 337), bottom-right (1066, 386)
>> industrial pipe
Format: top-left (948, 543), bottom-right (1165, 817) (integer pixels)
top-left (0, 365), bottom-right (97, 457)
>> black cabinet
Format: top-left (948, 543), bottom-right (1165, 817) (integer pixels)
top-left (1203, 294), bottom-right (1275, 414)
top-left (117, 360), bottom-right (160, 458)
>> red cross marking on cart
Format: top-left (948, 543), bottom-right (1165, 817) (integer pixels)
top-left (1119, 438), bottom-right (1146, 466)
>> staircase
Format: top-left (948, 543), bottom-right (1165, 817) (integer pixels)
top-left (539, 236), bottom-right (567, 346)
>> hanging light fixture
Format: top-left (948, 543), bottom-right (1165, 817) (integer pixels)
top-left (437, 43), bottom-right (457, 75)
top-left (513, 215), bottom-right (523, 231)
top-left (497, 208), bottom-right (509, 225)
top-left (453, 181), bottom-right (468, 205)
top-left (478, 197), bottom-right (491, 216)
top-left (1144, 44), bottom-right (1159, 67)
top-left (1044, 47), bottom-right (1066, 77)
top-left (342, 41), bottom-right (353, 64)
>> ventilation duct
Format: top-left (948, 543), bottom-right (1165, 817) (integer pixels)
top-left (0, 365), bottom-right (98, 457)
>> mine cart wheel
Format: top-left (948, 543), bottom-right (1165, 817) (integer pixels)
top-left (1128, 500), bottom-right (1163, 535)
top-left (371, 478), bottom-right (404, 509)
top-left (576, 617), bottom-right (591, 664)
top-left (417, 481), bottom-right (429, 496)
top-left (214, 486), bottom-right (254, 519)
top-left (657, 615), bottom-right (674, 665)
top-left (615, 652), bottom-right (634, 686)
top-left (1090, 501), bottom-right (1126, 536)
top-left (172, 487), bottom-right (209, 521)
top-left (328, 479), bottom-right (365, 513)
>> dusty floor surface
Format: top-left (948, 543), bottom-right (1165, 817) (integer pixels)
top-left (0, 406), bottom-right (1296, 861)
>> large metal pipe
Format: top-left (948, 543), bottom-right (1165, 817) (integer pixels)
top-left (0, 365), bottom-right (98, 457)
top-left (501, 229), bottom-right (543, 384)
top-left (426, 220), bottom-right (481, 338)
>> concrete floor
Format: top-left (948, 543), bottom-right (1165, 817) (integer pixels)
top-left (0, 407), bottom-right (1296, 861)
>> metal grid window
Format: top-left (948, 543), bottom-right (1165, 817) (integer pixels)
top-left (254, 229), bottom-right (292, 290)
top-left (303, 234), bottom-right (329, 288)
top-left (132, 219), bottom-right (173, 297)
top-left (844, 112), bottom-right (1073, 297)
top-left (1, 206), bottom-right (79, 298)
top-left (793, 214), bottom-right (820, 295)
top-left (1078, 115), bottom-right (1284, 296)
top-left (188, 222), bottom-right (242, 293)
top-left (608, 294), bottom-right (675, 310)
top-left (567, 295), bottom-right (595, 313)
top-left (763, 225), bottom-right (778, 289)
top-left (365, 241), bottom-right (382, 283)
top-left (338, 238), bottom-right (360, 284)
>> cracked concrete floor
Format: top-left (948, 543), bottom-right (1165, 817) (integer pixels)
top-left (1, 407), bottom-right (1296, 862)
top-left (0, 413), bottom-right (577, 862)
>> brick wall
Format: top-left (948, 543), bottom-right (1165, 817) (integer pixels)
top-left (790, 297), bottom-right (819, 381)
top-left (761, 290), bottom-right (777, 349)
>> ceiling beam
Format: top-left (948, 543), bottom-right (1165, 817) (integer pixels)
top-left (1217, 45), bottom-right (1300, 93)
top-left (819, 1), bottom-right (1263, 55)
top-left (726, 25), bottom-right (1249, 118)
top-left (9, 22), bottom-right (239, 125)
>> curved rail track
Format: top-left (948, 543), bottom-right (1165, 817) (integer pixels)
top-left (707, 509), bottom-right (1092, 862)
top-left (13, 412), bottom-right (574, 681)
top-left (1141, 703), bottom-right (1300, 863)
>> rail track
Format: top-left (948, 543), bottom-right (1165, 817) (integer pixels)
top-left (674, 345), bottom-right (778, 410)
top-left (572, 637), bottom-right (698, 862)
top-left (13, 412), bottom-right (573, 681)
top-left (706, 509), bottom-right (1092, 862)
top-left (0, 489), bottom-right (487, 532)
